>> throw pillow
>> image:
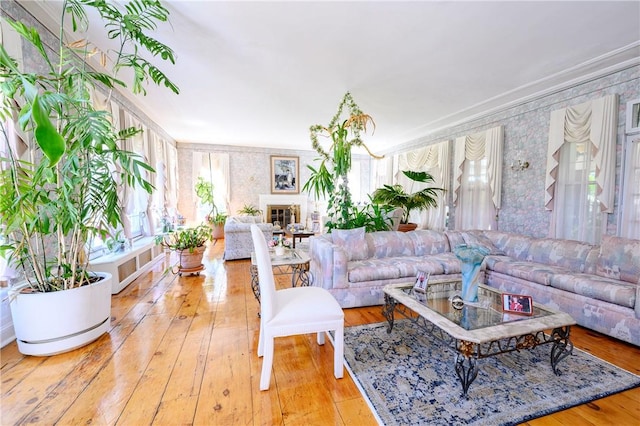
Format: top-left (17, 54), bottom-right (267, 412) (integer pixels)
top-left (461, 231), bottom-right (504, 255)
top-left (332, 227), bottom-right (369, 261)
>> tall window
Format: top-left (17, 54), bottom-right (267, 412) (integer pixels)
top-left (458, 158), bottom-right (496, 230)
top-left (621, 135), bottom-right (640, 238)
top-left (124, 115), bottom-right (150, 238)
top-left (554, 141), bottom-right (601, 242)
top-left (195, 152), bottom-right (230, 220)
top-left (454, 126), bottom-right (503, 230)
top-left (545, 95), bottom-right (617, 244)
top-left (347, 161), bottom-right (362, 204)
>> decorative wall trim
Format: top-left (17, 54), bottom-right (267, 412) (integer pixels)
top-left (386, 43), bottom-right (640, 156)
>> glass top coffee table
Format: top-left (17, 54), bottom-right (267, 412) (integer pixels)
top-left (383, 278), bottom-right (576, 397)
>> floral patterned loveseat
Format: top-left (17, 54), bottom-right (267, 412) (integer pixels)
top-left (309, 229), bottom-right (640, 346)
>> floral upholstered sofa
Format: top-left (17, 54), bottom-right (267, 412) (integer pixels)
top-left (223, 216), bottom-right (273, 260)
top-left (309, 228), bottom-right (640, 346)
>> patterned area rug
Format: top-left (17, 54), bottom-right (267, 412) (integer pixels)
top-left (343, 320), bottom-right (640, 426)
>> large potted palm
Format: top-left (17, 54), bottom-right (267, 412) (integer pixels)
top-left (372, 170), bottom-right (444, 232)
top-left (0, 0), bottom-right (178, 355)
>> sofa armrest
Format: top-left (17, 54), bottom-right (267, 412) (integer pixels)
top-left (636, 283), bottom-right (640, 319)
top-left (309, 235), bottom-right (349, 290)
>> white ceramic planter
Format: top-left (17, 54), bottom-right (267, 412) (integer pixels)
top-left (9, 273), bottom-right (112, 356)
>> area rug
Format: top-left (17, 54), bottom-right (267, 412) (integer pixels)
top-left (342, 320), bottom-right (640, 426)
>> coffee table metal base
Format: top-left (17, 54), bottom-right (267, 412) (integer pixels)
top-left (383, 293), bottom-right (574, 397)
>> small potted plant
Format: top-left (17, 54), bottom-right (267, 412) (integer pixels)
top-left (105, 230), bottom-right (127, 254)
top-left (268, 235), bottom-right (291, 256)
top-left (237, 204), bottom-right (262, 218)
top-left (156, 225), bottom-right (212, 274)
top-left (371, 170), bottom-right (445, 232)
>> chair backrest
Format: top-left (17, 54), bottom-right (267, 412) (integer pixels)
top-left (250, 224), bottom-right (277, 321)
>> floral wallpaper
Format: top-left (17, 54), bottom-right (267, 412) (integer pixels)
top-left (391, 65), bottom-right (640, 238)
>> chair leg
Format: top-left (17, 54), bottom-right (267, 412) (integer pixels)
top-left (317, 331), bottom-right (325, 345)
top-left (333, 325), bottom-right (344, 379)
top-left (260, 336), bottom-right (274, 390)
top-left (257, 322), bottom-right (265, 357)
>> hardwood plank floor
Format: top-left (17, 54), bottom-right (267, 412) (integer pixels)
top-left (1, 241), bottom-right (639, 425)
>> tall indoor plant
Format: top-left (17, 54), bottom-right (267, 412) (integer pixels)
top-left (0, 0), bottom-right (178, 355)
top-left (194, 176), bottom-right (227, 239)
top-left (303, 92), bottom-right (388, 231)
top-left (372, 170), bottom-right (444, 231)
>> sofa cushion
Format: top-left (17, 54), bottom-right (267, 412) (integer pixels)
top-left (550, 273), bottom-right (637, 309)
top-left (227, 215), bottom-right (262, 224)
top-left (408, 230), bottom-right (451, 255)
top-left (489, 260), bottom-right (572, 286)
top-left (391, 256), bottom-right (446, 278)
top-left (461, 231), bottom-right (504, 255)
top-left (347, 259), bottom-right (401, 282)
top-left (332, 227), bottom-right (368, 261)
top-left (596, 235), bottom-right (640, 284)
top-left (445, 230), bottom-right (465, 250)
top-left (433, 252), bottom-right (462, 274)
top-left (483, 231), bottom-right (532, 260)
top-left (526, 238), bottom-right (594, 273)
top-left (368, 231), bottom-right (415, 258)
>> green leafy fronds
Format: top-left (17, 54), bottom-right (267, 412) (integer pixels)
top-left (371, 170), bottom-right (445, 224)
top-left (0, 0), bottom-right (179, 291)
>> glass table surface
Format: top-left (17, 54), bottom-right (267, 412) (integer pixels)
top-left (406, 280), bottom-right (553, 331)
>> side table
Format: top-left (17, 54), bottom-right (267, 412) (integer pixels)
top-left (284, 229), bottom-right (315, 248)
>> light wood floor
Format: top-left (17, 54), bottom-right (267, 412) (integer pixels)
top-left (1, 241), bottom-right (639, 425)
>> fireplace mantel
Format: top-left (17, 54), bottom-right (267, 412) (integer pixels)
top-left (259, 194), bottom-right (308, 224)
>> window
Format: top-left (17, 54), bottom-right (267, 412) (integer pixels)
top-left (347, 161), bottom-right (362, 204)
top-left (554, 141), bottom-right (602, 242)
top-left (621, 135), bottom-right (640, 239)
top-left (195, 152), bottom-right (230, 220)
top-left (454, 127), bottom-right (503, 230)
top-left (458, 158), bottom-right (496, 230)
top-left (546, 95), bottom-right (617, 244)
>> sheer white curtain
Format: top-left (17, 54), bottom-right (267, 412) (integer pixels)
top-left (554, 141), bottom-right (601, 242)
top-left (166, 143), bottom-right (179, 217)
top-left (453, 126), bottom-right (503, 230)
top-left (621, 135), bottom-right (640, 239)
top-left (545, 94), bottom-right (618, 243)
top-left (120, 111), bottom-right (148, 238)
top-left (396, 141), bottom-right (450, 230)
top-left (145, 131), bottom-right (161, 234)
top-left (372, 156), bottom-right (394, 190)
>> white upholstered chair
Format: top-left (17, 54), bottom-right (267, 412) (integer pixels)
top-left (250, 224), bottom-right (344, 390)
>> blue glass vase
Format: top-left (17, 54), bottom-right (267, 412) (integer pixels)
top-left (454, 244), bottom-right (491, 303)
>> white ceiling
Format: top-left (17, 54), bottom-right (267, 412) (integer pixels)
top-left (22, 1), bottom-right (640, 154)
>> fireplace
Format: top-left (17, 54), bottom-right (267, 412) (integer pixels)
top-left (259, 194), bottom-right (308, 227)
top-left (266, 204), bottom-right (299, 229)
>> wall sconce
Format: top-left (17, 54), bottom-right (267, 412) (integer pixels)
top-left (511, 159), bottom-right (529, 171)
